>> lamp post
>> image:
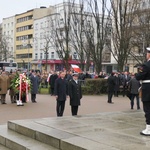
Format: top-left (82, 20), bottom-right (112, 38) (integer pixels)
top-left (22, 39), bottom-right (31, 72)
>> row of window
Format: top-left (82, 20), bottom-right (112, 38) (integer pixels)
top-left (3, 22), bottom-right (14, 28)
top-left (17, 15), bottom-right (33, 23)
top-left (16, 54), bottom-right (32, 59)
top-left (16, 35), bottom-right (33, 41)
top-left (16, 25), bottom-right (32, 32)
top-left (16, 52), bottom-right (54, 60)
top-left (16, 44), bottom-right (32, 50)
top-left (35, 52), bottom-right (54, 59)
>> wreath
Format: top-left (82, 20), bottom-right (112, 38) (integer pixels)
top-left (10, 73), bottom-right (31, 96)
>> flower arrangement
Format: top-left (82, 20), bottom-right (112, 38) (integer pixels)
top-left (11, 73), bottom-right (31, 96)
top-left (11, 73), bottom-right (31, 106)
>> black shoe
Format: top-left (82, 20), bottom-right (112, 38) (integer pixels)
top-left (2, 102), bottom-right (7, 104)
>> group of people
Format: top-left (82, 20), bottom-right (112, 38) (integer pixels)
top-left (107, 47), bottom-right (150, 136)
top-left (0, 69), bottom-right (40, 105)
top-left (52, 71), bottom-right (82, 117)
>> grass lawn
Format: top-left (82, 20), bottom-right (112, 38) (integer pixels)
top-left (39, 87), bottom-right (50, 94)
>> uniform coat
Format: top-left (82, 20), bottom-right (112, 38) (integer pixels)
top-left (54, 77), bottom-right (68, 101)
top-left (136, 61), bottom-right (150, 102)
top-left (68, 79), bottom-right (82, 106)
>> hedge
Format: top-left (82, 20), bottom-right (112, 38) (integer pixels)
top-left (39, 78), bottom-right (108, 95)
top-left (82, 78), bottom-right (107, 95)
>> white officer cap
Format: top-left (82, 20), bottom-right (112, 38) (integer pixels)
top-left (72, 73), bottom-right (79, 77)
top-left (146, 47), bottom-right (150, 52)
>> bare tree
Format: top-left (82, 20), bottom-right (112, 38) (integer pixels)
top-left (110, 0), bottom-right (140, 71)
top-left (83, 0), bottom-right (112, 73)
top-left (0, 35), bottom-right (12, 61)
top-left (49, 1), bottom-right (73, 71)
top-left (130, 0), bottom-right (150, 65)
top-left (69, 0), bottom-right (87, 71)
top-left (39, 30), bottom-right (53, 71)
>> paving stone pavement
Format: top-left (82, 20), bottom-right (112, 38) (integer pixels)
top-left (0, 93), bottom-right (140, 124)
top-left (0, 93), bottom-right (149, 149)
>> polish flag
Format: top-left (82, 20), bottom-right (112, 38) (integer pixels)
top-left (71, 64), bottom-right (82, 73)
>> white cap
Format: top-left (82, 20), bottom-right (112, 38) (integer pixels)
top-left (146, 47), bottom-right (150, 52)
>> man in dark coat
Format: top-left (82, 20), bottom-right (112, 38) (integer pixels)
top-left (54, 71), bottom-right (68, 117)
top-left (107, 72), bottom-right (116, 104)
top-left (68, 73), bottom-right (82, 116)
top-left (49, 71), bottom-right (58, 96)
top-left (135, 47), bottom-right (150, 136)
top-left (30, 70), bottom-right (39, 103)
top-left (128, 74), bottom-right (141, 110)
top-left (121, 71), bottom-right (131, 97)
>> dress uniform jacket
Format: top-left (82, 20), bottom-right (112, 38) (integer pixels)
top-left (68, 79), bottom-right (82, 106)
top-left (135, 60), bottom-right (150, 102)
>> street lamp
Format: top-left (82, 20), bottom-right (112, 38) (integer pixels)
top-left (22, 39), bottom-right (31, 72)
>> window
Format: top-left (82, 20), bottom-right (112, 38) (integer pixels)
top-left (40, 22), bottom-right (43, 29)
top-left (35, 23), bottom-right (38, 30)
top-left (40, 53), bottom-right (43, 59)
top-left (51, 52), bottom-right (54, 59)
top-left (35, 53), bottom-right (38, 60)
top-left (44, 52), bottom-right (49, 59)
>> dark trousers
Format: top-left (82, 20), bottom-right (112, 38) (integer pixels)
top-left (130, 94), bottom-right (140, 109)
top-left (16, 94), bottom-right (26, 102)
top-left (31, 94), bottom-right (36, 102)
top-left (1, 94), bottom-right (6, 103)
top-left (123, 85), bottom-right (128, 97)
top-left (108, 91), bottom-right (113, 103)
top-left (143, 101), bottom-right (150, 125)
top-left (56, 101), bottom-right (66, 117)
top-left (114, 91), bottom-right (119, 97)
top-left (71, 106), bottom-right (78, 116)
top-left (50, 87), bottom-right (54, 95)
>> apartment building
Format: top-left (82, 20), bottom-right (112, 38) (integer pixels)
top-left (15, 7), bottom-right (53, 70)
top-left (2, 16), bottom-right (15, 62)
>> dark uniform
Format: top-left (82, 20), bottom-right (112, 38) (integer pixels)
top-left (68, 74), bottom-right (82, 116)
top-left (135, 47), bottom-right (150, 136)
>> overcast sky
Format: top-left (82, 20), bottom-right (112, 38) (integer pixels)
top-left (0, 0), bottom-right (63, 23)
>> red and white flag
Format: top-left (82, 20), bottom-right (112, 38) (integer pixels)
top-left (71, 64), bottom-right (82, 73)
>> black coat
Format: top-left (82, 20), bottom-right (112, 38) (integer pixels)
top-left (49, 74), bottom-right (58, 88)
top-left (54, 77), bottom-right (68, 101)
top-left (68, 79), bottom-right (82, 106)
top-left (107, 75), bottom-right (116, 92)
top-left (114, 76), bottom-right (121, 91)
top-left (135, 60), bottom-right (150, 102)
top-left (30, 75), bottom-right (39, 94)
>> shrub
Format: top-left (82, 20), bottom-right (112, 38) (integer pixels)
top-left (82, 78), bottom-right (107, 95)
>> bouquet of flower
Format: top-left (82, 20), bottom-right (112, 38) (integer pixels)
top-left (11, 73), bottom-right (31, 105)
top-left (11, 73), bottom-right (31, 95)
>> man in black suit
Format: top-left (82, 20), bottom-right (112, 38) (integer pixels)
top-left (54, 71), bottom-right (68, 117)
top-left (49, 71), bottom-right (58, 96)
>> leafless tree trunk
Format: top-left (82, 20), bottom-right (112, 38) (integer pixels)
top-left (49, 1), bottom-right (73, 71)
top-left (111, 0), bottom-right (140, 71)
top-left (83, 0), bottom-right (112, 73)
